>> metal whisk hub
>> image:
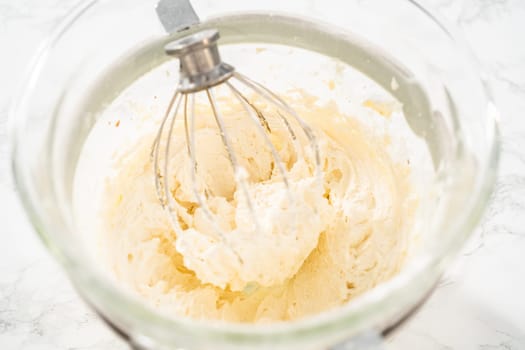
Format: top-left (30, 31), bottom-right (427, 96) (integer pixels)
top-left (165, 29), bottom-right (234, 93)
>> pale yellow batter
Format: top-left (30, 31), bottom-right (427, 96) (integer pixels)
top-left (99, 91), bottom-right (415, 323)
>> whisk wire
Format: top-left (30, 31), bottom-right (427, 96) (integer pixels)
top-left (183, 92), bottom-right (229, 242)
top-left (226, 81), bottom-right (292, 193)
top-left (226, 81), bottom-right (299, 236)
top-left (161, 92), bottom-right (185, 234)
top-left (151, 90), bottom-right (180, 163)
top-left (150, 90), bottom-right (184, 234)
top-left (206, 88), bottom-right (262, 236)
top-left (233, 72), bottom-right (322, 181)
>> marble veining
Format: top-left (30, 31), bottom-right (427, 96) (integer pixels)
top-left (1, 0), bottom-right (524, 349)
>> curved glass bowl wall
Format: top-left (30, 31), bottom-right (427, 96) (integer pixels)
top-left (10, 0), bottom-right (499, 349)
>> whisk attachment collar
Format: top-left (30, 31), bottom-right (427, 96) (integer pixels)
top-left (165, 29), bottom-right (234, 93)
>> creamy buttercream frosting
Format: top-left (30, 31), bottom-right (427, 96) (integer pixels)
top-left (98, 91), bottom-right (415, 323)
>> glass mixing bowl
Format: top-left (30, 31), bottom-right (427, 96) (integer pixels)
top-left (9, 0), bottom-right (499, 349)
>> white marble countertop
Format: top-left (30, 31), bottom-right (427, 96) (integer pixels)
top-left (1, 0), bottom-right (524, 349)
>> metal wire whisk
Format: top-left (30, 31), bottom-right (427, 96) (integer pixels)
top-left (151, 29), bottom-right (321, 244)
